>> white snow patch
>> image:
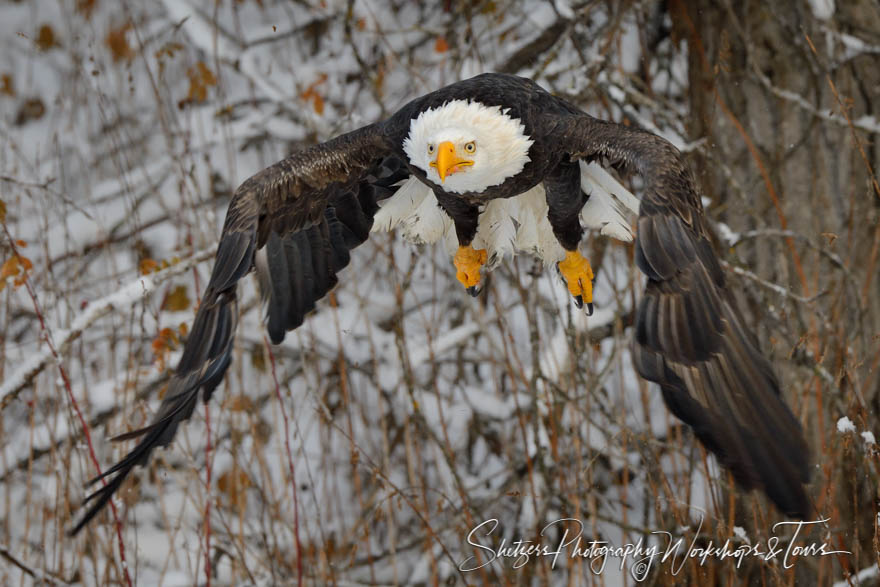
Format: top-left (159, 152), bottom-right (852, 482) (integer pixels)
top-left (408, 322), bottom-right (481, 369)
top-left (836, 416), bottom-right (856, 434)
top-left (808, 0), bottom-right (835, 21)
top-left (852, 115), bottom-right (880, 134)
top-left (716, 222), bottom-right (740, 247)
top-left (0, 248), bottom-right (214, 403)
top-left (833, 564), bottom-right (879, 587)
top-left (554, 0), bottom-right (574, 19)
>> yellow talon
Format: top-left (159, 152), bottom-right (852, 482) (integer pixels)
top-left (454, 245), bottom-right (488, 290)
top-left (558, 250), bottom-right (594, 305)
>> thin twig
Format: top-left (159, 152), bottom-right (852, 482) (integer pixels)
top-left (722, 262), bottom-right (823, 305)
top-left (0, 543), bottom-right (71, 585)
top-left (0, 246), bottom-right (216, 409)
top-left (1, 224), bottom-right (133, 587)
top-left (264, 336), bottom-right (303, 587)
top-left (203, 401), bottom-right (213, 587)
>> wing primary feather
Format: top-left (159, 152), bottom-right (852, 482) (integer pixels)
top-left (326, 209), bottom-right (354, 269)
top-left (296, 227), bottom-right (318, 316)
top-left (669, 294), bottom-right (696, 362)
top-left (307, 222), bottom-right (332, 298)
top-left (71, 125), bottom-right (394, 534)
top-left (284, 234), bottom-right (308, 331)
top-left (260, 155), bottom-right (406, 342)
top-left (265, 233), bottom-right (291, 344)
top-left (558, 112), bottom-right (810, 517)
top-left (636, 214), bottom-right (678, 280)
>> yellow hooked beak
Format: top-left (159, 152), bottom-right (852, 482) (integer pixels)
top-left (430, 141), bottom-right (473, 182)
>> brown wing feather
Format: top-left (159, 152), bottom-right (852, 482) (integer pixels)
top-left (558, 113), bottom-right (810, 517)
top-left (256, 156), bottom-right (408, 343)
top-left (70, 124), bottom-right (393, 534)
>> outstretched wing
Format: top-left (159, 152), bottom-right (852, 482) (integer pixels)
top-left (256, 155), bottom-right (408, 343)
top-left (70, 123), bottom-right (398, 534)
top-left (551, 112), bottom-right (810, 517)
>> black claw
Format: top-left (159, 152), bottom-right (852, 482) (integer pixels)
top-left (586, 302), bottom-right (594, 316)
top-left (467, 285), bottom-right (481, 297)
top-left (573, 295), bottom-right (583, 309)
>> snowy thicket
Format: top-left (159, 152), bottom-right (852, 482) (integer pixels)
top-left (1, 1), bottom-right (878, 585)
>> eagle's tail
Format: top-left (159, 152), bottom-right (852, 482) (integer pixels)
top-left (69, 233), bottom-right (251, 535)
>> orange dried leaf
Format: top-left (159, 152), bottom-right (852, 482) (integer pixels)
top-left (217, 468), bottom-right (251, 509)
top-left (151, 327), bottom-right (176, 351)
top-left (225, 394), bottom-right (254, 412)
top-left (821, 232), bottom-right (838, 245)
top-left (186, 61), bottom-right (217, 103)
top-left (151, 327), bottom-right (179, 369)
top-left (250, 346), bottom-right (267, 372)
top-left (155, 41), bottom-right (183, 63)
top-left (1, 256), bottom-right (20, 280)
top-left (76, 0), bottom-right (97, 18)
top-left (1, 74), bottom-right (13, 97)
top-left (374, 66), bottom-right (385, 98)
top-left (139, 258), bottom-right (159, 274)
top-left (105, 23), bottom-right (134, 62)
top-left (15, 239), bottom-right (26, 247)
top-left (435, 37), bottom-right (449, 53)
top-left (36, 25), bottom-right (58, 51)
top-left (0, 199), bottom-right (6, 223)
top-left (300, 76), bottom-right (327, 116)
top-left (311, 93), bottom-right (324, 115)
top-left (14, 98), bottom-right (45, 125)
top-left (162, 284), bottom-right (191, 312)
top-left (18, 256), bottom-right (32, 271)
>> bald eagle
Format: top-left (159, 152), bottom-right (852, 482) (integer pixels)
top-left (71, 73), bottom-right (809, 534)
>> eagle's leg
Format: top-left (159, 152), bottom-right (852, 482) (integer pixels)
top-left (454, 245), bottom-right (488, 295)
top-left (435, 190), bottom-right (486, 296)
top-left (557, 250), bottom-right (594, 311)
top-left (545, 162), bottom-right (594, 314)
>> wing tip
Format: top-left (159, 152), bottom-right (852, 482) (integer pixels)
top-left (634, 343), bottom-right (811, 520)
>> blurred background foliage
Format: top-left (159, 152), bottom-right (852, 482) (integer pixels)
top-left (0, 0), bottom-right (878, 584)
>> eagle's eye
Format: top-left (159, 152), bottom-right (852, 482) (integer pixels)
top-left (464, 141), bottom-right (476, 154)
top-left (427, 144), bottom-right (435, 154)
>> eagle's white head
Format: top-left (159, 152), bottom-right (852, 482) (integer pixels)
top-left (403, 100), bottom-right (534, 194)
